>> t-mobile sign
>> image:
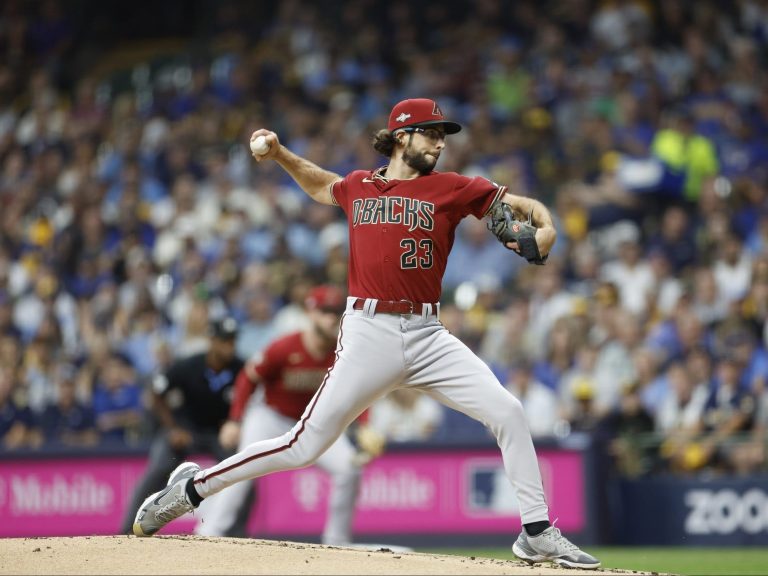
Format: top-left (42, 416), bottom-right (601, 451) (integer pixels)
top-left (0, 449), bottom-right (585, 537)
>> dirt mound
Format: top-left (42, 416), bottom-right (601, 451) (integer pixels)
top-left (1, 535), bottom-right (650, 575)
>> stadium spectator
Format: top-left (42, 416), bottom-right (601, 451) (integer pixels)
top-left (38, 364), bottom-right (99, 448)
top-left (596, 380), bottom-right (655, 477)
top-left (650, 107), bottom-right (719, 202)
top-left (559, 342), bottom-right (599, 419)
top-left (20, 331), bottom-right (59, 414)
top-left (587, 281), bottom-right (621, 347)
top-left (564, 241), bottom-right (602, 299)
top-left (632, 346), bottom-right (666, 417)
top-left (532, 315), bottom-right (579, 392)
top-left (12, 264), bottom-right (78, 352)
top-left (689, 265), bottom-right (729, 328)
top-left (479, 295), bottom-right (536, 374)
top-left (0, 366), bottom-right (41, 450)
top-left (675, 355), bottom-right (757, 473)
top-left (504, 358), bottom-right (559, 438)
top-left (235, 288), bottom-right (277, 360)
top-left (745, 210), bottom-right (768, 257)
top-left (645, 248), bottom-right (684, 320)
top-left (714, 323), bottom-right (768, 393)
top-left (593, 307), bottom-right (644, 415)
top-left (645, 306), bottom-right (708, 368)
top-left (525, 262), bottom-right (576, 360)
top-left (646, 204), bottom-right (698, 274)
top-left (91, 351), bottom-right (143, 444)
top-left (728, 381), bottom-right (767, 475)
top-left (564, 378), bottom-right (601, 434)
top-left (655, 360), bottom-right (709, 435)
top-left (742, 257), bottom-right (768, 348)
top-left (599, 220), bottom-right (655, 316)
top-left (712, 230), bottom-right (753, 305)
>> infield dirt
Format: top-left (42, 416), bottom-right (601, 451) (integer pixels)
top-left (0, 535), bottom-right (660, 575)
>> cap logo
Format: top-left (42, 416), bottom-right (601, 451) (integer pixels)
top-left (432, 102), bottom-right (443, 116)
top-left (395, 112), bottom-right (411, 123)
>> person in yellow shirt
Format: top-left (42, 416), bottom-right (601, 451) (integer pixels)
top-left (651, 109), bottom-right (719, 202)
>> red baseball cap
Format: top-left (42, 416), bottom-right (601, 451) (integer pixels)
top-left (387, 98), bottom-right (462, 134)
top-left (305, 285), bottom-right (346, 312)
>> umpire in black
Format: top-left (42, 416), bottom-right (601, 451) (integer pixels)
top-left (120, 316), bottom-right (245, 534)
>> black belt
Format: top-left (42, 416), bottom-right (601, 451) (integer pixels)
top-left (352, 298), bottom-right (436, 315)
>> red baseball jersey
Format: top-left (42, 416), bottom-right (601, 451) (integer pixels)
top-left (331, 168), bottom-right (506, 303)
top-left (229, 332), bottom-right (335, 421)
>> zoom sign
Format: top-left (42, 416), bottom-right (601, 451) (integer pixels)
top-left (685, 489), bottom-right (768, 535)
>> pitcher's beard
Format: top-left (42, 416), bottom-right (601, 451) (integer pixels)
top-left (402, 146), bottom-right (437, 175)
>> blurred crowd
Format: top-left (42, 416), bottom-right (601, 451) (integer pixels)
top-left (0, 0), bottom-right (767, 478)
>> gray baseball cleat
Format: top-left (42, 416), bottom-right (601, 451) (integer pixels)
top-left (133, 462), bottom-right (200, 537)
top-left (512, 526), bottom-right (601, 569)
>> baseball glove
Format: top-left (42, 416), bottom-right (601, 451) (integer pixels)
top-left (487, 203), bottom-right (548, 265)
top-left (355, 425), bottom-right (387, 459)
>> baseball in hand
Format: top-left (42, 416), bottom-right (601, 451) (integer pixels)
top-left (250, 135), bottom-right (270, 156)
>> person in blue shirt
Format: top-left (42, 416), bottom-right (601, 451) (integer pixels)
top-left (39, 366), bottom-right (99, 448)
top-left (0, 367), bottom-right (41, 450)
top-left (91, 351), bottom-right (144, 444)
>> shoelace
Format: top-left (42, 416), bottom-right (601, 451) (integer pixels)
top-left (542, 527), bottom-right (579, 553)
top-left (155, 490), bottom-right (192, 523)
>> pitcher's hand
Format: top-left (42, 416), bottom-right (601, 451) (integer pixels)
top-left (249, 129), bottom-right (280, 162)
top-left (218, 420), bottom-right (242, 451)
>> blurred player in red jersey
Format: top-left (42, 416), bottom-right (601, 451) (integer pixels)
top-left (195, 285), bottom-right (375, 545)
top-left (134, 98), bottom-right (598, 569)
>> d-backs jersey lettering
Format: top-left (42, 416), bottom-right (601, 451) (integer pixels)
top-left (331, 168), bottom-right (505, 303)
top-left (231, 332), bottom-right (335, 421)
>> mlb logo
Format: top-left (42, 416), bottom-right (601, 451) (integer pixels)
top-left (464, 460), bottom-right (520, 517)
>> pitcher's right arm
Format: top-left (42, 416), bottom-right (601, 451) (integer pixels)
top-left (249, 129), bottom-right (341, 205)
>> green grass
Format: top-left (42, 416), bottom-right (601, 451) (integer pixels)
top-left (417, 546), bottom-right (768, 575)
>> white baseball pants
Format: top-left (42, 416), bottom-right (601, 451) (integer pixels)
top-left (192, 297), bottom-right (549, 526)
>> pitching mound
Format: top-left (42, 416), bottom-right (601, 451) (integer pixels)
top-left (1, 535), bottom-right (651, 575)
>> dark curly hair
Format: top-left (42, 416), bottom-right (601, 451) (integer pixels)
top-left (372, 129), bottom-right (396, 157)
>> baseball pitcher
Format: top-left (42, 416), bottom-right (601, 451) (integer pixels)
top-left (132, 98), bottom-right (600, 569)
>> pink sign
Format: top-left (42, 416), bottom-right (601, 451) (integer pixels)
top-left (247, 449), bottom-right (584, 535)
top-left (0, 457), bottom-right (218, 537)
top-left (0, 458), bottom-right (143, 536)
top-left (0, 449), bottom-right (585, 537)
